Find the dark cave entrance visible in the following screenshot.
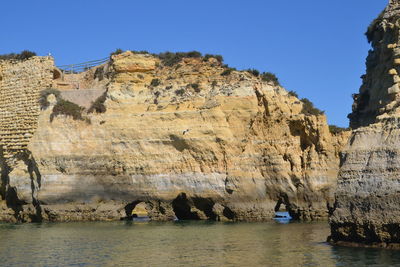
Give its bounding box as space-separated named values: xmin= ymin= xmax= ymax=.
xmin=123 ymin=201 xmax=149 ymax=220
xmin=172 ymin=193 xmax=200 ymax=220
xmin=274 ymin=198 xmax=292 ymax=222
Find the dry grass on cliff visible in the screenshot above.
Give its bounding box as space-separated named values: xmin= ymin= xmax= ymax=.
xmin=88 ymin=92 xmax=107 ymax=113
xmin=50 ymin=99 xmax=89 ymax=123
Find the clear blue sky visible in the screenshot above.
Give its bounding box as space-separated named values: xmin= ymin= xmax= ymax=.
xmin=0 ymin=0 xmax=387 ymax=127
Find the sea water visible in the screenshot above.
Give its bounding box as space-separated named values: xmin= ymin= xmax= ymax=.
xmin=0 ymin=220 xmax=399 ymax=267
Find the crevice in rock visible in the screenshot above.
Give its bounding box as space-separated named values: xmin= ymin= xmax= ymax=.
xmin=192 ymin=197 xmax=217 ymax=220
xmin=224 ymin=177 xmax=234 ymax=194
xmin=0 ymin=149 xmax=43 ymax=222
xmin=0 ymin=148 xmax=10 ymax=200
xmin=211 ymin=203 xmax=236 ymax=221
xmin=19 ymin=152 xmax=43 ymax=222
xmin=222 ymin=206 xmax=235 ymax=220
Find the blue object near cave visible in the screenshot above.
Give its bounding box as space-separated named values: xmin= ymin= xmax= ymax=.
xmin=274 ymin=211 xmax=292 ymax=224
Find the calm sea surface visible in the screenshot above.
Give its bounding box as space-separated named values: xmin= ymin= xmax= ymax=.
xmin=1 ymin=220 xmax=400 ymax=267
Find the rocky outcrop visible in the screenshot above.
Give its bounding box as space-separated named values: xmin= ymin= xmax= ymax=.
xmin=0 ymin=52 xmax=348 ymax=222
xmin=329 ymin=0 xmax=400 ymax=248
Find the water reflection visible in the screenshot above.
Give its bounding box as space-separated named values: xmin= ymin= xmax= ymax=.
xmin=0 ymin=221 xmax=399 ymax=266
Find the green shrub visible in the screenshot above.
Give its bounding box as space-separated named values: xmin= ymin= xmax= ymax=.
xmin=186 ymin=51 xmax=202 ymax=58
xmin=158 ymin=51 xmax=202 ymax=66
xmin=0 ymin=50 xmax=36 ymax=61
xmin=288 ymin=90 xmax=298 ymax=98
xmin=175 ymin=89 xmax=185 ymax=95
xmin=261 ymin=72 xmax=280 ymax=85
xmin=221 ymin=69 xmax=231 ymax=76
xmin=300 ymin=98 xmax=324 ymax=116
xmin=88 ymin=92 xmax=107 ymax=113
xmin=17 ymin=50 xmax=37 ymax=60
xmin=247 ymin=69 xmax=260 ymax=77
xmin=39 ymin=88 xmax=61 ymax=110
xmin=110 ymin=48 xmax=124 ymax=57
xmin=211 ymin=81 xmax=218 ymax=88
xmin=50 ymin=99 xmax=87 ymax=122
xmin=221 ymin=67 xmax=236 ymax=76
xmin=158 ymin=52 xmax=181 ymax=66
xmin=203 ymin=54 xmax=224 ymax=63
xmin=130 ymin=50 xmax=149 ymax=54
xmin=190 ymin=83 xmax=200 ymax=92
xmin=329 ymin=125 xmax=350 ymax=134
xmin=150 ymin=78 xmax=161 ymax=87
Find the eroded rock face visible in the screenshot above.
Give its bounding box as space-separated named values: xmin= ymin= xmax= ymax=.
xmin=330 ymin=0 xmax=400 ymax=247
xmin=0 ymin=52 xmax=348 ymax=222
xmin=0 ymin=56 xmax=54 ymax=223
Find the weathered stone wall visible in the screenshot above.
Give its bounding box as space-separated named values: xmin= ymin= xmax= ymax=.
xmin=60 ymin=89 xmax=106 ymax=109
xmin=0 ymin=57 xmax=53 ymax=162
xmin=0 ymin=57 xmax=53 ymax=222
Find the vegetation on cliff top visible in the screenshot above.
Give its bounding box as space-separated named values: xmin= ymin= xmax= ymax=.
xmin=158 ymin=51 xmax=202 ymax=66
xmin=286 ymin=90 xmax=324 ymax=116
xmin=0 ymin=50 xmax=37 ymax=61
xmin=109 ymin=49 xmax=282 ymax=86
xmin=328 ymin=125 xmax=350 ymax=134
xmin=300 ymin=98 xmax=324 ymax=116
xmin=220 ymin=67 xmax=236 ymax=76
xmin=246 ymin=69 xmax=260 ymax=77
xmin=110 ymin=49 xmax=224 ymax=67
xmin=288 ymin=90 xmax=299 ymax=98
xmin=261 ymin=72 xmax=280 ymax=85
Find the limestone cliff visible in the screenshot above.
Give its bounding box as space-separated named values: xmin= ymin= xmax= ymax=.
xmin=330 ymin=0 xmax=400 ymax=248
xmin=0 ymin=51 xmax=348 ymax=222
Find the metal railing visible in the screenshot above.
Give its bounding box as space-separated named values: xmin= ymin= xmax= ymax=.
xmin=57 ymin=57 xmax=109 ymax=74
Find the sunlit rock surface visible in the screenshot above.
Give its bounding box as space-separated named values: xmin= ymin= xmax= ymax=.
xmin=330 ymin=0 xmax=400 ymax=248
xmin=0 ymin=52 xmax=348 ymax=222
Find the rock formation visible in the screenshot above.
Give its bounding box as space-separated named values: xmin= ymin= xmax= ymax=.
xmin=330 ymin=0 xmax=400 ymax=248
xmin=0 ymin=51 xmax=348 ymax=223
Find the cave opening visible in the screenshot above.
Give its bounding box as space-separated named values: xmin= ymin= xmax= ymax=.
xmin=222 ymin=206 xmax=235 ymax=221
xmin=123 ymin=201 xmax=149 ymax=221
xmin=192 ymin=197 xmax=217 ymax=221
xmin=274 ymin=199 xmax=292 ymax=223
xmin=172 ymin=193 xmax=200 ymax=220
